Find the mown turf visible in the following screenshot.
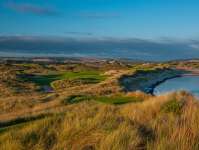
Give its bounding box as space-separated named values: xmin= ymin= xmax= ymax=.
xmin=24 ymin=71 xmax=106 ymax=87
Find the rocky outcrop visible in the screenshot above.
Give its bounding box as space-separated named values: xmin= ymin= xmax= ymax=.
xmin=119 ymin=68 xmax=183 ymax=95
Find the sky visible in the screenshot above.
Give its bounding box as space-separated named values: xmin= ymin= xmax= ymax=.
xmin=1 ymin=0 xmax=199 ymax=60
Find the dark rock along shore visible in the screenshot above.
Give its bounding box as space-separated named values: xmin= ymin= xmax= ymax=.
xmin=119 ymin=68 xmax=184 ymax=95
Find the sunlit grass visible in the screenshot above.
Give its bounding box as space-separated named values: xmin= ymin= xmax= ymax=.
xmin=0 ymin=91 xmax=198 ymax=150
xmin=2 ymin=62 xmax=199 ymax=149
xmin=62 ymin=94 xmax=142 ymax=105
xmin=22 ymin=71 xmax=107 ymax=87
xmin=95 ymin=95 xmax=142 ymax=104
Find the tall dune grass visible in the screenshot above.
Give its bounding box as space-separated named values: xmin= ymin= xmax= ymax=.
xmin=0 ymin=91 xmax=199 ymax=150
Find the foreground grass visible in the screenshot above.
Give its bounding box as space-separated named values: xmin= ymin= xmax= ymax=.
xmin=63 ymin=94 xmax=142 ymax=105
xmin=95 ymin=95 xmax=142 ymax=104
xmin=0 ymin=91 xmax=199 ymax=150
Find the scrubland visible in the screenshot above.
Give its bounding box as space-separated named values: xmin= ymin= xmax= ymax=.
xmin=0 ymin=60 xmax=199 ymax=150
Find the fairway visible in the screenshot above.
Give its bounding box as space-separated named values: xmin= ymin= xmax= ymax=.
xmin=24 ymin=71 xmax=107 ymax=87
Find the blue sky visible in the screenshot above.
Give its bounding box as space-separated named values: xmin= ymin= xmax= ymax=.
xmin=1 ymin=0 xmax=199 ymax=60
xmin=1 ymin=0 xmax=199 ymax=38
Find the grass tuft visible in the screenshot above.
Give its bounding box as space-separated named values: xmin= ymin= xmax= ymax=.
xmin=161 ymin=99 xmax=184 ymax=114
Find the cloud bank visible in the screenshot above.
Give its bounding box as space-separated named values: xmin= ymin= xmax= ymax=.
xmin=0 ymin=36 xmax=199 ymax=61
xmin=65 ymin=32 xmax=93 ymax=36
xmin=5 ymin=2 xmax=59 ymax=16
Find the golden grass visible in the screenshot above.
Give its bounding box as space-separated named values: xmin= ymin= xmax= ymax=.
xmin=1 ymin=62 xmax=199 ymax=149
xmin=0 ymin=91 xmax=199 ymax=150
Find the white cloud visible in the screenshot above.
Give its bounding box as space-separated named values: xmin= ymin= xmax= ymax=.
xmin=189 ymin=44 xmax=199 ymax=49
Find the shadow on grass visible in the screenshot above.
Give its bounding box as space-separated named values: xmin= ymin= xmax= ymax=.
xmin=63 ymin=95 xmax=91 ymax=104
xmin=0 ymin=113 xmax=57 ymax=133
xmin=63 ymin=94 xmax=143 ymax=105
xmin=95 ymin=96 xmax=142 ymax=105
xmin=161 ymin=99 xmax=184 ymax=115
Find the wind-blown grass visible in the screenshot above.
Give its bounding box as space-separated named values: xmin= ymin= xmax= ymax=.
xmin=2 ymin=61 xmax=199 ymax=150
xmin=0 ymin=91 xmax=198 ymax=150
xmin=62 ymin=94 xmax=142 ymax=105
xmin=95 ymin=95 xmax=142 ymax=104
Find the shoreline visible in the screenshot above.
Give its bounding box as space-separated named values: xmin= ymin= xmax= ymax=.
xmin=147 ymin=75 xmax=182 ymax=95
xmin=149 ymin=73 xmax=199 ymax=95
xmin=120 ymin=68 xmax=199 ymax=96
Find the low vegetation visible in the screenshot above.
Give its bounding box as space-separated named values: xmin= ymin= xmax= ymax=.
xmin=0 ymin=91 xmax=198 ymax=150
xmin=95 ymin=95 xmax=142 ymax=104
xmin=63 ymin=94 xmax=142 ymax=105
xmin=0 ymin=60 xmax=199 ymax=149
xmin=21 ymin=70 xmax=106 ymax=87
xmin=161 ymin=98 xmax=185 ymax=114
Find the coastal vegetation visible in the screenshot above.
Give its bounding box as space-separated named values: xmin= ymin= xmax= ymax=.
xmin=0 ymin=59 xmax=199 ymax=149
xmin=20 ymin=70 xmax=106 ymax=90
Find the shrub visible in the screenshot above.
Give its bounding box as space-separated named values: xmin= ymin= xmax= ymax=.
xmin=63 ymin=95 xmax=91 ymax=104
xmin=161 ymin=99 xmax=184 ymax=114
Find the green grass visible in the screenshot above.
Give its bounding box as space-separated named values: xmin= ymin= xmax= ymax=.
xmin=130 ymin=65 xmax=157 ymax=72
xmin=27 ymin=74 xmax=59 ymax=86
xmin=24 ymin=71 xmax=106 ymax=87
xmin=161 ymin=99 xmax=184 ymax=114
xmin=95 ymin=95 xmax=142 ymax=104
xmin=63 ymin=95 xmax=91 ymax=104
xmin=63 ymin=94 xmax=142 ymax=105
